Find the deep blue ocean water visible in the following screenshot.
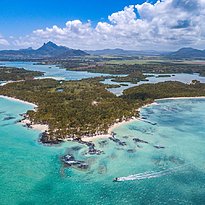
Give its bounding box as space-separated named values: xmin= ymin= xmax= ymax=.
xmin=1 ymin=97 xmax=205 ymax=205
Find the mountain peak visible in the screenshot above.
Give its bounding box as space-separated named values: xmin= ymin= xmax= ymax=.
xmin=178 ymin=47 xmax=197 ymax=51
xmin=39 ymin=41 xmax=59 ymax=50
xmin=45 ymin=41 xmax=57 ymax=46
xmin=168 ymin=47 xmax=205 ymax=59
xmin=0 ymin=42 xmax=89 ymax=59
xmin=35 ymin=41 xmax=88 ymax=57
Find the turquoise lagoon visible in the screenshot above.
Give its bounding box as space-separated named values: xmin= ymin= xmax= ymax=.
xmin=2 ymin=61 xmax=205 ymax=96
xmin=0 ymin=61 xmax=112 ymax=81
xmin=1 ymin=97 xmax=205 ymax=204
xmin=103 ymin=73 xmax=205 ymax=96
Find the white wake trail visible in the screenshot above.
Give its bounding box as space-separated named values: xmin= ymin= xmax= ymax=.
xmin=115 ymin=165 xmax=188 ymax=182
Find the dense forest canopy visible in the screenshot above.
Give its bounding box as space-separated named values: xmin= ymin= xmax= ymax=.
xmin=43 ymin=60 xmax=205 ymax=76
xmin=1 ymin=76 xmax=205 ymax=143
xmin=1 ymin=65 xmax=205 ymax=144
xmin=123 ymin=81 xmax=205 ymax=100
xmin=0 ymin=67 xmax=43 ymax=81
xmin=0 ymin=78 xmax=139 ymax=143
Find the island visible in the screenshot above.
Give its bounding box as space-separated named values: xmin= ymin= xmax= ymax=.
xmin=0 ymin=66 xmax=44 ymax=81
xmin=111 ymin=71 xmax=148 ymax=84
xmin=0 ymin=78 xmax=140 ymax=144
xmin=39 ymin=59 xmax=205 ymax=76
xmin=1 ymin=74 xmax=205 ymax=145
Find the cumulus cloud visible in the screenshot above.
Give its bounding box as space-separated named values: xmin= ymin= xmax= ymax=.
xmin=9 ymin=0 xmax=205 ymax=50
xmin=0 ymin=34 xmax=9 ymax=47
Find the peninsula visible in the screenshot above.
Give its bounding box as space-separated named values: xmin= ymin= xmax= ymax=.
xmin=0 ymin=67 xmax=43 ymax=81
xmin=1 ymin=75 xmax=205 ymax=144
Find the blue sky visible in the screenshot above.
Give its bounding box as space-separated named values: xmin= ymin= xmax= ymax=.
xmin=0 ymin=0 xmax=203 ymax=50
xmin=0 ymin=0 xmax=156 ymax=37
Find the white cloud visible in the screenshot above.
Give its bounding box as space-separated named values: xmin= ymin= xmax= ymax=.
xmin=108 ymin=6 xmax=136 ymax=24
xmin=6 ymin=0 xmax=205 ymax=50
xmin=0 ymin=34 xmax=9 ymax=47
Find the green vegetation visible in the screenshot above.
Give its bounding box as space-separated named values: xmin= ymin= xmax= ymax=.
xmin=1 ymin=62 xmax=205 ymax=145
xmin=102 ymin=59 xmax=166 ymax=65
xmin=105 ymin=84 xmax=121 ymax=89
xmin=138 ymin=63 xmax=205 ymax=76
xmin=63 ymin=62 xmax=205 ymax=77
xmin=1 ymin=77 xmax=205 ymax=144
xmin=123 ymin=81 xmax=205 ymax=100
xmin=38 ymin=58 xmax=205 ymax=78
xmin=111 ymin=71 xmax=148 ymax=84
xmin=120 ymin=83 xmax=129 ymax=86
xmin=0 ymin=67 xmax=43 ymax=81
xmin=156 ymin=74 xmax=172 ymax=78
xmin=0 ymin=78 xmax=140 ymax=143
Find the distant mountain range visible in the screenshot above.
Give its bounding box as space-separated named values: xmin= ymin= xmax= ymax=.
xmin=167 ymin=47 xmax=205 ymax=59
xmin=86 ymin=48 xmax=165 ymax=56
xmin=0 ymin=41 xmax=88 ymax=60
xmin=0 ymin=41 xmax=204 ymax=60
xmin=87 ymin=48 xmax=205 ymax=59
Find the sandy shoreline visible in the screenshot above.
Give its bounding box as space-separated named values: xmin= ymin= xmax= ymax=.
xmin=0 ymin=80 xmax=24 ymax=86
xmin=82 ymin=117 xmax=139 ymax=142
xmin=20 ymin=118 xmax=49 ymax=132
xmin=82 ymin=134 xmax=112 ymax=142
xmin=0 ymin=95 xmax=49 ymax=132
xmin=0 ymin=95 xmax=37 ymax=107
xmin=35 ymin=76 xmax=65 ymax=81
xmin=1 ymin=94 xmax=205 ymax=141
xmin=82 ymin=96 xmax=205 ymax=142
xmin=156 ymin=96 xmax=205 ymax=101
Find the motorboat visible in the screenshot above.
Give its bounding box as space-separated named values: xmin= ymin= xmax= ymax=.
xmin=113 ymin=177 xmax=120 ymax=182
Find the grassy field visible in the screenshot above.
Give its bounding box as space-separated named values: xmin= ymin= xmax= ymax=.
xmin=103 ymin=59 xmax=205 ymax=65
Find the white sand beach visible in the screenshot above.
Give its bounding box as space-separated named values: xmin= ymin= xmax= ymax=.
xmin=157 ymin=96 xmax=205 ymax=101
xmin=0 ymin=80 xmax=24 ymax=86
xmin=82 ymin=96 xmax=205 ymax=142
xmin=31 ymin=124 xmax=49 ymax=132
xmin=20 ymin=118 xmax=49 ymax=132
xmin=0 ymin=95 xmax=37 ymax=107
xmin=2 ymin=94 xmax=205 ymax=141
xmin=82 ymin=117 xmax=138 ymax=142
xmin=0 ymin=95 xmax=49 ymax=132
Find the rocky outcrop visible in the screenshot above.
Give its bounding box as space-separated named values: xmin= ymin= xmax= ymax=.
xmin=74 ymin=138 xmax=104 ymax=155
xmin=133 ymin=138 xmax=149 ymax=144
xmin=61 ymin=154 xmax=89 ymax=170
xmin=109 ymin=134 xmax=127 ymax=146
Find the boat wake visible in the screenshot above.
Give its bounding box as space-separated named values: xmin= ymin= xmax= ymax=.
xmin=114 ymin=165 xmax=188 ymax=182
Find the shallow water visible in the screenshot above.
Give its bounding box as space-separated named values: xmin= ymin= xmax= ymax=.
xmin=138 ymin=73 xmax=205 ymax=85
xmin=1 ymin=97 xmax=205 ymax=204
xmin=2 ymin=61 xmax=205 ymax=96
xmin=0 ymin=61 xmax=111 ymax=81
xmin=101 ymin=73 xmax=205 ymax=96
xmin=101 ymin=78 xmax=135 ymax=96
